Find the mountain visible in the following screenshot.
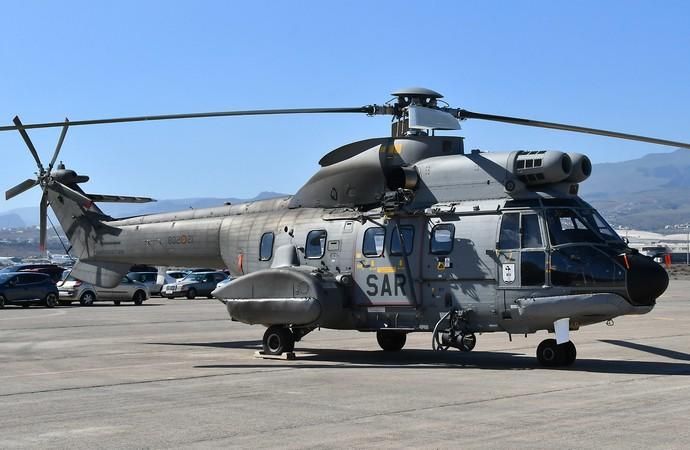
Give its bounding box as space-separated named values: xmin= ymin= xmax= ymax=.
xmin=0 ymin=213 xmax=25 ymax=229
xmin=580 ymin=149 xmax=690 ymax=231
xmin=0 ymin=192 xmax=287 ymax=227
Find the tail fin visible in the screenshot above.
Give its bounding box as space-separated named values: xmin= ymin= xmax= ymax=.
xmin=46 ymin=165 xmax=154 ymax=288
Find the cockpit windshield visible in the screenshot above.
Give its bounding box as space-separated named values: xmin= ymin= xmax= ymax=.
xmin=579 ymin=209 xmax=623 ymax=242
xmin=545 ymin=208 xmax=604 ymax=245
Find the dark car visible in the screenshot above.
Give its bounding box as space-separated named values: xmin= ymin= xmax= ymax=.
xmin=0 ymin=272 xmax=60 ymax=308
xmin=161 ymin=271 xmax=227 ymax=299
xmin=0 ymin=264 xmax=66 ymax=283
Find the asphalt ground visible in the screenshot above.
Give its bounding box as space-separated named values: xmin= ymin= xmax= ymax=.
xmin=0 ymin=282 xmax=689 ymax=449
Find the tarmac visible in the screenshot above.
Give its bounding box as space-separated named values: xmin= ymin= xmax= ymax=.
xmin=1 ymin=281 xmax=689 ymax=449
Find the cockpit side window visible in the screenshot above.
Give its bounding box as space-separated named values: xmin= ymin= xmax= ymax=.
xmin=498 ymin=213 xmax=520 ymax=249
xmin=545 ymin=209 xmax=603 ymax=245
xmin=521 ymin=214 xmax=543 ymax=249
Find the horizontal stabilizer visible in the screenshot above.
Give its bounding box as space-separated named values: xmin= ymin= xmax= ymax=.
xmin=85 ymin=193 xmax=156 ymax=203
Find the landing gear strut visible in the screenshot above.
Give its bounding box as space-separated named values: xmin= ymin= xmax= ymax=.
xmin=536 ymin=339 xmax=577 ymax=367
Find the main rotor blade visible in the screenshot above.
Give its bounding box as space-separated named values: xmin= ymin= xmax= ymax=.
xmin=85 ymin=193 xmax=155 ymax=203
xmin=5 ymin=178 xmax=38 ymax=200
xmin=48 ymin=181 xmax=93 ymax=209
xmin=13 ymin=116 xmax=45 ymax=171
xmin=47 ymin=119 xmax=69 ymax=173
xmin=456 ymin=109 xmax=690 ymax=150
xmin=39 ymin=191 xmax=48 ymax=252
xmin=0 ymin=107 xmax=374 ymax=132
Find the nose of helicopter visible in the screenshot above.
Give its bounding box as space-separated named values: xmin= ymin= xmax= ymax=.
xmin=625 ymin=254 xmax=669 ymax=306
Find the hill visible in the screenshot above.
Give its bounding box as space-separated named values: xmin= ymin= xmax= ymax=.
xmin=581 ymin=149 xmax=690 ymax=231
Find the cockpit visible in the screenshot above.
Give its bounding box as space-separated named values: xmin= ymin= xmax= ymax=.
xmin=498 ymin=199 xmax=667 ymax=306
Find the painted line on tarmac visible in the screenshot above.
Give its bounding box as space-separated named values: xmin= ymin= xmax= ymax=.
xmin=0 ymin=311 xmax=66 ymax=321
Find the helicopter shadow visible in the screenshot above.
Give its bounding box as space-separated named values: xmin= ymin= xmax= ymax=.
xmin=163 ymin=341 xmax=690 ymax=376
xmin=600 ymin=339 xmax=690 ymax=362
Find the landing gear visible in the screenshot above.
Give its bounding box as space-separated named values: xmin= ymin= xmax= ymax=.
xmin=262 ymin=325 xmax=295 ymax=355
xmin=536 ymin=339 xmax=577 ymax=367
xmin=376 ymin=330 xmax=407 ymax=352
xmin=431 ymin=309 xmax=476 ymax=352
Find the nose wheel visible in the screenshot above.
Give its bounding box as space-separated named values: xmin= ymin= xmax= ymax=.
xmin=536 ymin=339 xmax=577 ymax=367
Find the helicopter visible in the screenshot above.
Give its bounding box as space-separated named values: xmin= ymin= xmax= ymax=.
xmin=3 ymin=87 xmax=689 ymax=367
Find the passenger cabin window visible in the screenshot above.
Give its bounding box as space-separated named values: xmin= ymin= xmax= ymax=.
xmin=498 ymin=213 xmax=520 ymax=249
xmin=305 ymin=230 xmax=327 ymax=259
xmin=362 ymin=227 xmax=385 ymax=257
xmin=259 ymin=232 xmax=274 ymax=261
xmin=431 ymin=224 xmax=455 ymax=255
xmin=390 ymin=225 xmax=414 ymax=256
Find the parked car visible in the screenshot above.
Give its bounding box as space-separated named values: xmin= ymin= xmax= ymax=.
xmin=0 ymin=264 xmax=65 ymax=282
xmin=214 ymin=276 xmax=234 ymax=292
xmin=57 ymin=275 xmax=150 ymax=306
xmin=126 ymin=271 xmax=173 ymax=296
xmin=161 ymin=271 xmax=227 ymax=299
xmin=166 ymin=270 xmax=189 ymax=281
xmin=0 ymin=272 xmax=59 ymax=308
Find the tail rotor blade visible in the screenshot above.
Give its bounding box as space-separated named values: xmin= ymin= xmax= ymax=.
xmin=39 ymin=191 xmax=48 ymax=252
xmin=47 ymin=119 xmax=69 ymax=173
xmin=13 ymin=116 xmax=45 ymax=172
xmin=48 ymin=181 xmax=94 ymax=209
xmin=5 ymin=178 xmax=38 ymax=200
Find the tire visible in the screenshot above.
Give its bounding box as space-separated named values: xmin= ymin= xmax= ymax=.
xmin=166 ymin=296 xmax=175 ymax=300
xmin=262 ymin=325 xmax=295 ymax=355
xmin=114 ymin=300 xmax=121 ymax=306
xmin=22 ymin=304 xmax=30 ymax=308
xmin=186 ymin=288 xmax=197 ymax=300
xmin=133 ymin=290 xmax=145 ymax=305
xmin=80 ymin=291 xmax=96 ymax=306
xmin=44 ymin=293 xmax=58 ymax=308
xmin=537 ymin=338 xmax=563 ymax=367
xmin=459 ymin=333 xmax=477 ymax=352
xmin=560 ymin=341 xmax=577 ymax=366
xmin=376 ymin=330 xmax=407 ymax=352
xmin=0 ymin=295 xmax=5 ymax=308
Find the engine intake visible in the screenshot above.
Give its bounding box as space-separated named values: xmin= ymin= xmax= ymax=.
xmin=514 ymin=151 xmax=572 ymax=185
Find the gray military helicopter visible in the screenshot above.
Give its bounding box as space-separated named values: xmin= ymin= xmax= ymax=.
xmin=3 ymin=87 xmax=689 ymax=366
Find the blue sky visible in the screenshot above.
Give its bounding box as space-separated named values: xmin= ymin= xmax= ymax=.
xmin=1 ymin=0 xmax=689 ymax=211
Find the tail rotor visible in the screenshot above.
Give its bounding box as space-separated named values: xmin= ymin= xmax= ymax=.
xmin=5 ymin=116 xmax=70 ymax=252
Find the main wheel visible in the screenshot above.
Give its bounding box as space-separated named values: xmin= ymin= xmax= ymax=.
xmin=80 ymin=291 xmax=96 ymax=306
xmin=537 ymin=339 xmax=563 ymax=367
xmin=113 ymin=300 xmax=121 ymax=306
xmin=133 ymin=290 xmax=145 ymax=305
xmin=0 ymin=295 xmax=5 ymax=308
xmin=262 ymin=326 xmax=295 ymax=355
xmin=559 ymin=341 xmax=577 ymax=366
xmin=186 ymin=288 xmax=197 ymax=300
xmin=376 ymin=330 xmax=407 ymax=352
xmin=22 ymin=303 xmax=30 ymax=308
xmin=44 ymin=293 xmax=58 ymax=308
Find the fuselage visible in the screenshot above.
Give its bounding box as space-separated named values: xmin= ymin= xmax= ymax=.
xmin=95 ymin=193 xmax=666 ymax=334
